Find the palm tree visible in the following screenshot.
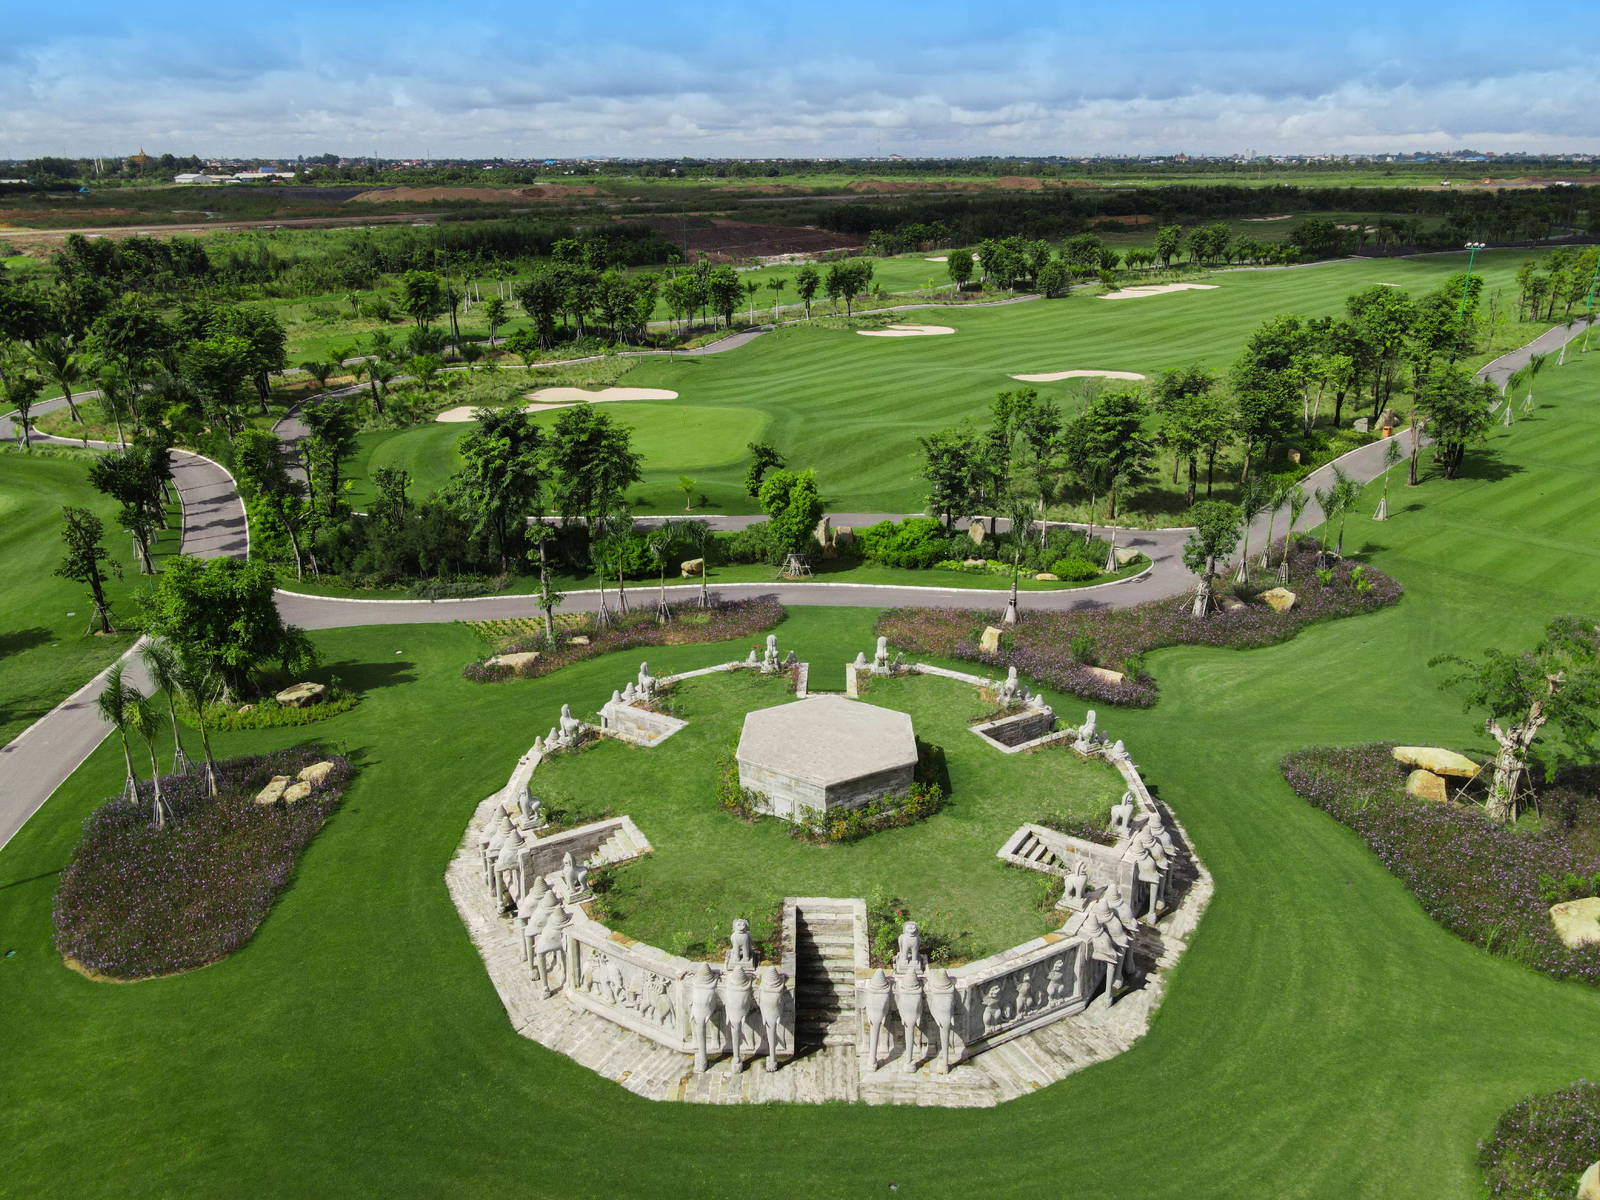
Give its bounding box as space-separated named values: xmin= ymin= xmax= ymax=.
xmin=1258 ymin=477 xmax=1296 ymax=569
xmin=128 ymin=692 xmax=173 ymax=828
xmin=362 ymin=359 xmax=395 ymax=417
xmin=141 ymin=640 xmax=192 ymax=775
xmin=647 ymin=519 xmax=676 ymax=624
xmin=30 ymin=335 xmax=84 ymax=423
xmin=1233 ymin=479 xmax=1271 ymax=584
xmin=1373 ymin=441 xmax=1405 ymax=520
xmin=683 ymin=520 xmax=714 ymax=608
xmin=767 ymin=278 xmax=787 ymax=321
xmin=96 ymin=661 xmax=141 ymax=804
xmin=1332 ymin=472 xmax=1364 ymax=557
xmin=1518 ymin=351 xmax=1550 ymax=412
xmin=300 ymin=360 xmax=336 ymax=392
xmin=172 ymin=660 xmax=220 ymax=797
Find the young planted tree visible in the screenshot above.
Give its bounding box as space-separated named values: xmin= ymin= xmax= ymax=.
xmin=767 ymin=277 xmax=787 ymax=321
xmin=1433 ymin=615 xmax=1600 ymax=823
xmin=128 ymin=691 xmax=174 ymax=829
xmin=172 ymin=658 xmax=220 ymax=797
xmin=647 ymin=518 xmax=676 ymax=623
xmin=1182 ymin=501 xmax=1243 ymax=617
xmin=947 ymin=250 xmax=974 ymax=291
xmin=683 ymin=519 xmax=715 ymax=608
xmin=678 ymin=475 xmax=697 ymax=512
xmin=88 ymin=448 xmax=164 ymax=573
xmin=1257 ymin=477 xmax=1297 ymax=569
xmin=29 ymin=333 xmax=84 ymax=423
xmin=141 ymin=639 xmax=191 ymax=774
xmin=1372 ymin=440 xmax=1406 ymax=520
xmin=527 ymin=525 xmax=565 ymax=645
xmin=95 ymin=662 xmax=142 ymax=804
xmin=793 ymin=264 xmax=820 ymax=319
xmin=758 ymin=468 xmax=824 ymax=572
xmin=1415 ymin=363 xmax=1496 ymax=480
xmin=56 ymin=506 xmax=120 ymax=633
xmin=1233 ymin=478 xmax=1272 ymax=583
xmin=482 ymin=296 xmax=508 ymax=345
xmin=1 ymin=351 xmax=43 ymax=451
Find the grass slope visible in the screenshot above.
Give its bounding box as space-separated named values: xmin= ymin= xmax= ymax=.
xmin=0 ymin=450 xmax=180 ymax=745
xmin=4 ymin=329 xmax=1600 ymax=1197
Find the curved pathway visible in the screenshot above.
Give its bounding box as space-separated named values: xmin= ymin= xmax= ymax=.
xmin=0 ymin=317 xmax=1589 ymax=852
xmin=0 ymin=407 xmax=245 ymax=850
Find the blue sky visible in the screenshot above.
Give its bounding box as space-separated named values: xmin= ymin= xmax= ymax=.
xmin=3 ymin=1 xmax=1594 ymax=157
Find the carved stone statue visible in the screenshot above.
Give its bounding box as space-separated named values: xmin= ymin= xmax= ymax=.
xmin=873 ymin=635 xmax=890 ymax=674
xmin=558 ymin=703 xmax=581 ymax=744
xmin=997 ymin=665 xmax=1020 ymax=705
xmin=863 ymin=969 xmax=893 ymax=1069
xmin=689 ymin=963 xmax=719 ymax=1073
xmin=1110 ymin=791 xmax=1136 ymax=835
xmin=724 ymin=918 xmax=756 ymax=969
xmin=721 ymin=965 xmax=755 ymax=1074
xmin=755 ymin=965 xmax=787 ymax=1073
xmin=894 ymin=921 xmax=923 ymax=974
xmin=1062 ymin=858 xmax=1091 ymax=908
xmin=745 ymin=648 xmax=759 ymax=667
xmin=1046 ymin=955 xmax=1069 ymax=1004
xmin=924 ymin=969 xmax=957 ymax=1073
xmin=893 ymin=968 xmax=924 ymax=1072
xmin=637 ymin=660 xmax=656 ymax=698
xmin=560 ymin=850 xmax=590 ymax=899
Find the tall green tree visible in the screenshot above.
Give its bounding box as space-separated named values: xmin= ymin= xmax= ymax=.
xmin=1182 ymin=500 xmax=1242 ymax=617
xmin=793 ymin=264 xmax=821 ymax=318
xmin=744 ymin=441 xmax=787 ymax=498
xmin=141 ymin=556 xmax=313 ymax=697
xmin=1414 ymin=364 xmax=1496 ymax=480
xmin=1063 ymin=389 xmax=1154 ymax=519
xmin=758 ymin=468 xmax=825 ymax=563
xmin=546 ymin=405 xmax=644 ymax=533
xmin=55 ymin=506 xmax=119 ymax=633
xmin=451 ymin=407 xmax=546 ymax=573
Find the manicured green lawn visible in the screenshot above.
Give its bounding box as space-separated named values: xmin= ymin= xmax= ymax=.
xmin=531 ymin=668 xmax=1118 ymax=958
xmin=0 ymin=450 xmax=180 ymax=745
xmin=6 ymin=320 xmax=1600 ymax=1197
xmin=343 ymin=251 xmax=1556 ymax=516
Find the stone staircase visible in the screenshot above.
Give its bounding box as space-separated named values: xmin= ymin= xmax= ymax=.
xmin=586 ymin=825 xmax=646 ymax=869
xmin=995 ymin=823 xmax=1074 ymax=874
xmin=791 ymin=899 xmax=866 ymax=1049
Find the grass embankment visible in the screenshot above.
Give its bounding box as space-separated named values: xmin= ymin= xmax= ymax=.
xmin=0 ymin=449 xmax=180 ymax=745
xmin=531 ymin=668 xmax=1119 ymax=959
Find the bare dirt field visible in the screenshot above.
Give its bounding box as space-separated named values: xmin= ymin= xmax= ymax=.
xmin=347 ymin=185 xmax=603 ymax=204
xmin=646 ymin=217 xmax=861 ymax=262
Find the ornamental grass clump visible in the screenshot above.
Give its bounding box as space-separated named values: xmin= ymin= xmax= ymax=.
xmin=877 ymin=541 xmax=1400 ymax=708
xmin=1477 ymin=1079 xmax=1600 ymax=1198
xmin=1280 ymin=742 xmax=1600 ymax=985
xmin=53 ymin=748 xmax=353 ymax=981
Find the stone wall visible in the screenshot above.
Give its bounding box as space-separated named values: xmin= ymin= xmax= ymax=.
xmin=599 ymin=700 xmax=687 ymax=747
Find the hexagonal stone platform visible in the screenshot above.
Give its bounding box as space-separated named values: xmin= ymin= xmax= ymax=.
xmin=736 ymin=695 xmax=917 ymax=823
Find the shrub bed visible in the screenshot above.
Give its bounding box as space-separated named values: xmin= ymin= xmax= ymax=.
xmin=1478 ymin=1079 xmax=1600 ymax=1198
xmin=1280 ymin=742 xmax=1600 ymax=985
xmin=54 ymin=748 xmax=353 ymax=980
xmin=460 ymin=595 xmax=785 ymax=682
xmin=877 ymin=542 xmax=1401 ymax=707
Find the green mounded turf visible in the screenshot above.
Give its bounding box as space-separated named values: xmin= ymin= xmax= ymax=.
xmin=5 ymin=327 xmax=1600 ymax=1196
xmin=342 ymin=250 xmax=1555 ymax=516
xmin=0 ymin=450 xmax=181 ymax=746
xmin=531 ymin=668 xmax=1119 ymax=959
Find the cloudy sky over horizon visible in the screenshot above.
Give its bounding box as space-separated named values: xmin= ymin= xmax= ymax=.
xmin=3 ymin=0 xmax=1594 ymax=159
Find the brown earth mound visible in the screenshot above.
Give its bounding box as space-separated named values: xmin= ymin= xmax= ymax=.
xmin=347 ymin=185 xmax=602 ymax=205
xmin=1091 ymin=214 xmax=1155 ymax=227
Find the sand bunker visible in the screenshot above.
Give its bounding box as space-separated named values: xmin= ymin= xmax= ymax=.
xmin=1244 ymin=215 xmax=1293 ymax=222
xmin=858 ymin=324 xmax=956 ymax=338
xmin=1009 ymin=370 xmax=1148 ymax=383
xmin=434 ymin=387 xmax=679 ymax=422
xmin=1099 ymin=283 xmax=1219 ymax=300
xmin=924 ymin=256 xmax=948 ymax=262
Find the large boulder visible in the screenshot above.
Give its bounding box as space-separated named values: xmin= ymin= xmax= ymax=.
xmin=967 ymin=523 xmax=986 ymax=546
xmin=1261 ymin=587 xmax=1297 ymax=613
xmin=1392 ymin=746 xmax=1481 ymax=779
xmin=1550 ymin=897 xmax=1600 ymax=950
xmin=1034 ymin=572 xmax=1059 ymax=582
xmin=1579 ymin=1160 xmax=1600 ymax=1200
xmin=1085 ymin=666 xmax=1125 ymax=686
xmin=486 ymin=651 xmax=541 ymax=671
xmin=254 ymin=776 xmax=292 ymax=805
xmin=1114 ymin=546 xmax=1142 ymax=567
xmin=569 ymin=635 xmax=590 ymax=647
xmin=275 ymin=681 xmax=327 ymax=708
xmin=978 ymin=626 xmax=1003 ymax=654
xmin=282 ymin=781 xmax=313 ymax=805
xmin=680 ymin=558 xmax=705 ymax=577
xmin=297 ymin=760 xmax=336 ymax=787
xmin=1405 ymin=769 xmax=1448 ymax=803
